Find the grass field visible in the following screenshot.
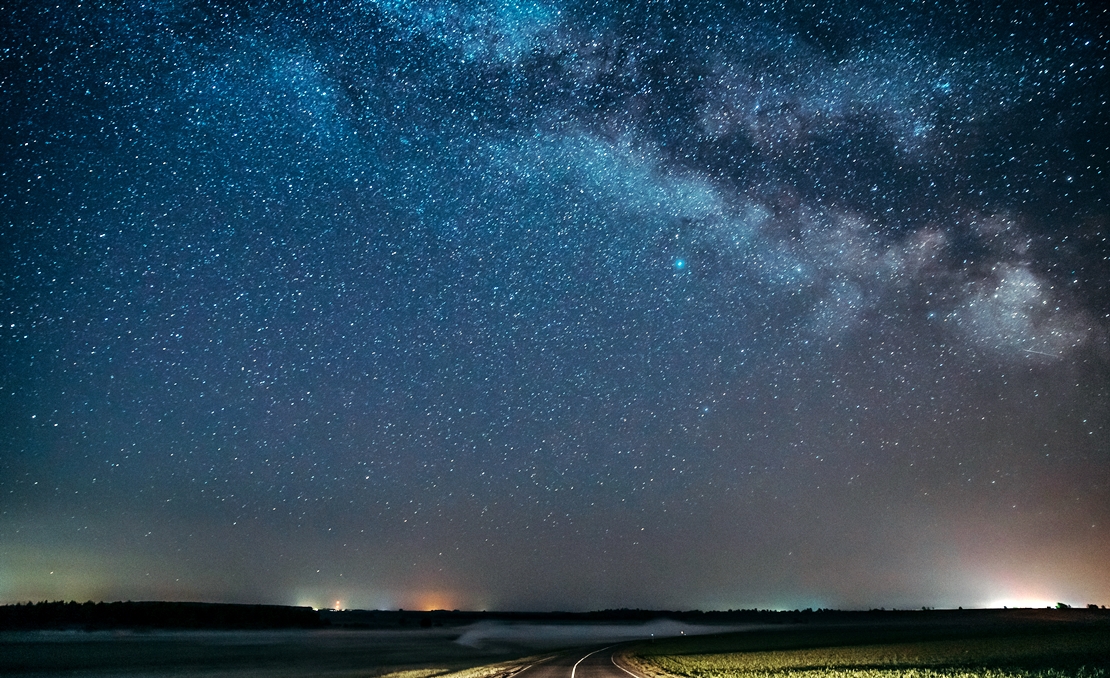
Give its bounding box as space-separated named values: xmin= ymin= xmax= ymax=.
xmin=624 ymin=620 xmax=1110 ymax=678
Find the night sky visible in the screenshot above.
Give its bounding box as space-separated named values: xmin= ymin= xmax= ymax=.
xmin=2 ymin=0 xmax=1109 ymax=612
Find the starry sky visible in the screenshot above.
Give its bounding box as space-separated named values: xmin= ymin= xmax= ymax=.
xmin=2 ymin=0 xmax=1109 ymax=612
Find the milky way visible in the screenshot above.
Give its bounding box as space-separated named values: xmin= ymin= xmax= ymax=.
xmin=2 ymin=1 xmax=1109 ymax=611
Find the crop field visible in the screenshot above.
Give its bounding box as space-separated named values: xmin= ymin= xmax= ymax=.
xmin=624 ymin=622 xmax=1110 ymax=678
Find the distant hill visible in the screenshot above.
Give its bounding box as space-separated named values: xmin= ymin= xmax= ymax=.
xmin=0 ymin=601 xmax=322 ymax=630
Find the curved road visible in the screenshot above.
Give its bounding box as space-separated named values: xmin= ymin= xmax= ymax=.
xmin=514 ymin=646 xmax=643 ymax=678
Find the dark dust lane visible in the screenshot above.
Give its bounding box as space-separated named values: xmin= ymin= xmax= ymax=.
xmin=515 ymin=646 xmax=642 ymax=678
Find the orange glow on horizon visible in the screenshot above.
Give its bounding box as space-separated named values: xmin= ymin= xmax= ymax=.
xmin=412 ymin=591 xmax=456 ymax=611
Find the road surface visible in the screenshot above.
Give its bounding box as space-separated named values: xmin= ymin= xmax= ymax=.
xmin=514 ymin=645 xmax=644 ymax=678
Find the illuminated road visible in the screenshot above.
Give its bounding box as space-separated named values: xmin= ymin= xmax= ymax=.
xmin=514 ymin=645 xmax=643 ymax=678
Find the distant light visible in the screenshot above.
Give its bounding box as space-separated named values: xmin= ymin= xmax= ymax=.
xmin=674 ymin=259 xmax=686 ymax=270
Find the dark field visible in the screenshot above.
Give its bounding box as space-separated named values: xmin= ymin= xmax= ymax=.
xmin=1 ymin=626 xmax=549 ymax=678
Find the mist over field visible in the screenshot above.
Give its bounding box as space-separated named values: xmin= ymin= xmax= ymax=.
xmin=454 ymin=620 xmax=749 ymax=648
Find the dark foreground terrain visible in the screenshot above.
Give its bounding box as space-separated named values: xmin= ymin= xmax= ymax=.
xmin=1 ymin=605 xmax=1107 ymax=677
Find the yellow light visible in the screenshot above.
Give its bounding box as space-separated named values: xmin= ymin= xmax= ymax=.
xmin=984 ymin=597 xmax=1060 ymax=609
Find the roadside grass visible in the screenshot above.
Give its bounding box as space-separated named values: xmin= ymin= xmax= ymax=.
xmin=379 ymin=653 xmax=556 ymax=678
xmin=623 ymin=627 xmax=1110 ymax=678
